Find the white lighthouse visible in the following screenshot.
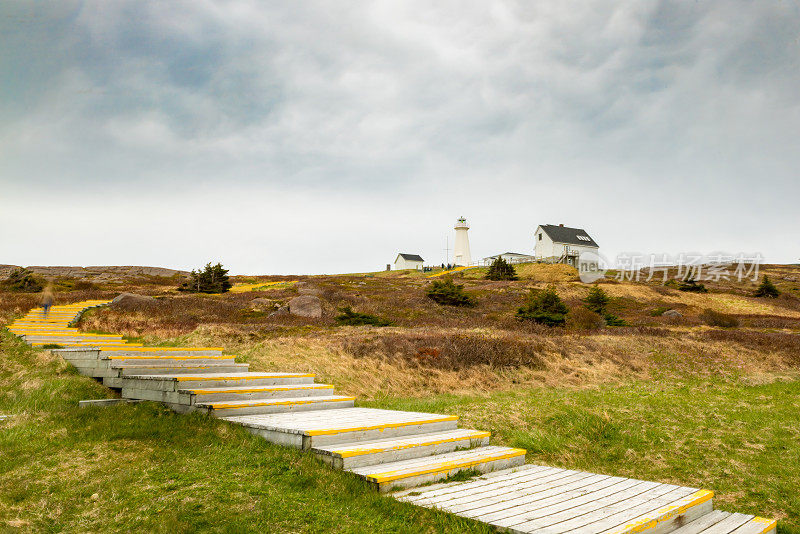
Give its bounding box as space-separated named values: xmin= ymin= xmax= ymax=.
xmin=453 ymin=216 xmax=472 ymax=266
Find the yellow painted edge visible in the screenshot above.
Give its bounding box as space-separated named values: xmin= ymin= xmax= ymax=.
xmin=209 ymin=397 xmax=355 ymax=409
xmin=175 ymin=374 xmax=315 ymax=381
xmin=367 ymin=448 xmax=526 ymax=483
xmin=603 ymin=489 xmax=714 ymax=534
xmin=23 ymin=335 xmax=124 ymax=338
xmin=108 ymin=356 xmax=233 ymax=360
xmin=750 ymin=517 xmax=778 ymax=534
xmin=35 ymin=346 xmax=141 ymax=349
xmin=306 ymin=415 xmax=459 ymax=436
xmin=101 ymin=347 xmax=225 ymax=352
xmin=123 ymin=366 xmax=222 ymax=370
xmin=335 ymin=431 xmax=491 ymax=458
xmin=187 ymin=385 xmax=329 ymax=394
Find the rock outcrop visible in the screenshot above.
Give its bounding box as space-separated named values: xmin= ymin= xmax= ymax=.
xmin=0 ymin=265 xmax=189 ymax=280
xmin=288 ymin=295 xmax=322 ymax=318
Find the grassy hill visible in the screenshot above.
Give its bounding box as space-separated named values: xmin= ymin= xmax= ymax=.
xmin=2 ymin=263 xmax=799 ymax=532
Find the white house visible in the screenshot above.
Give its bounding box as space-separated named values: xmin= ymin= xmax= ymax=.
xmin=482 ymin=252 xmax=536 ymax=265
xmin=534 ymin=224 xmax=599 ymax=271
xmin=394 ymin=253 xmax=424 ymax=270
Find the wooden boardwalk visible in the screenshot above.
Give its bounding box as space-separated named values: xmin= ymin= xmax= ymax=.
xmin=395 ymin=465 xmax=775 ymax=534
xmin=5 ymin=300 xmax=778 ymax=534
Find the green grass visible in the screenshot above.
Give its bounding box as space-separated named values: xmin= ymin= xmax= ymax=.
xmin=0 ymin=332 xmax=489 ymax=533
xmin=3 ymin=322 xmax=799 ymax=533
xmin=363 ymin=380 xmax=800 ymax=534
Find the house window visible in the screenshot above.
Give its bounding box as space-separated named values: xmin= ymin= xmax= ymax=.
xmin=538 ymin=233 xmax=542 ymax=241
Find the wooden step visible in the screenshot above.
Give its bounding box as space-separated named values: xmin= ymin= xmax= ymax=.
xmin=223 ymin=407 xmax=460 ymax=449
xmin=395 ymin=464 xmax=717 ymax=534
xmin=180 ymin=383 xmax=336 ymax=402
xmin=349 ymin=445 xmax=525 ymax=493
xmin=670 ymin=511 xmax=777 ymax=534
xmin=116 ymin=363 xmax=250 ymax=376
xmin=314 ymin=428 xmax=490 ymax=469
xmin=117 ymin=372 xmax=316 ymax=391
xmin=100 ymin=348 xmax=225 ymax=356
xmin=105 ymin=355 xmax=236 ymax=365
xmin=120 ymin=383 xmax=334 ymax=405
xmin=196 ymin=395 xmax=355 ymax=416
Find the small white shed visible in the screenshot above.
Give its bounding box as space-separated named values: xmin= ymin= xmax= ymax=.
xmin=394 ymin=253 xmax=424 ymax=270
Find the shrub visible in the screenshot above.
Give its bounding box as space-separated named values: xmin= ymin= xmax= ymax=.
xmin=650 ymin=306 xmax=669 ymax=317
xmin=73 ymin=280 xmax=98 ymax=291
xmin=603 ymin=314 xmax=628 ymax=326
xmin=516 ymin=286 xmax=568 ymax=326
xmin=179 ymin=262 xmax=232 ymax=294
xmin=754 ymin=275 xmax=780 ymax=298
xmin=3 ymin=268 xmax=43 ymax=292
xmin=335 ymin=306 xmax=392 ymax=327
xmin=583 ymin=286 xmax=610 ymax=315
xmin=677 ymin=277 xmax=707 ymax=293
xmin=485 ymin=257 xmax=518 ymax=281
xmin=699 ymin=308 xmax=739 ymax=328
xmin=566 ymin=307 xmax=605 ymax=330
xmin=340 ymin=331 xmax=547 ymax=370
xmin=426 ymin=278 xmax=475 ymax=307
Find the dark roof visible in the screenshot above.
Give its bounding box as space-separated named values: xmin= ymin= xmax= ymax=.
xmin=397 ymin=253 xmax=424 ymax=262
xmin=486 ymin=252 xmax=531 ymax=258
xmin=538 ymin=225 xmax=599 ymax=247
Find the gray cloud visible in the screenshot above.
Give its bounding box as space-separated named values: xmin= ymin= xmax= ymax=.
xmin=1 ymin=0 xmax=798 ymax=272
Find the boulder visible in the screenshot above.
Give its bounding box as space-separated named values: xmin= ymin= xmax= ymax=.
xmin=298 ymin=287 xmax=322 ymax=296
xmin=296 ymin=282 xmax=322 ymax=296
xmin=288 ymin=295 xmax=322 ymax=318
xmin=112 ymin=293 xmax=156 ymax=307
xmin=662 ymin=309 xmax=682 ymax=318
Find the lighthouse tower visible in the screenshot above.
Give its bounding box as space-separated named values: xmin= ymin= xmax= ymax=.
xmin=453 ymin=216 xmax=472 ymax=266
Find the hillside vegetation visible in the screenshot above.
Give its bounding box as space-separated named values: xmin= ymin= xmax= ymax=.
xmin=2 ymin=263 xmax=799 ymax=532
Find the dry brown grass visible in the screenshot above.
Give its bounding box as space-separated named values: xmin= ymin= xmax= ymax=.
xmin=5 ymin=265 xmax=800 ymax=400
xmin=179 ymin=323 xmax=799 ymax=400
xmin=514 ymin=263 xmax=580 ymax=282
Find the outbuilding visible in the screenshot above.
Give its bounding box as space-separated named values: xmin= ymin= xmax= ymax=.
xmin=394 ymin=253 xmax=424 ymax=270
xmin=482 ymin=252 xmax=536 ymax=265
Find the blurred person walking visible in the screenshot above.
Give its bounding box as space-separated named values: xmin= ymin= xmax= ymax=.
xmin=40 ymin=285 xmax=54 ymax=317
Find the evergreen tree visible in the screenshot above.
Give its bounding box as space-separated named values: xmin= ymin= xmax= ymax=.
xmin=426 ymin=278 xmax=475 ymax=307
xmin=582 ymin=285 xmax=624 ymax=325
xmin=677 ymin=276 xmax=708 ymax=293
xmin=180 ymin=262 xmax=232 ymax=293
xmin=335 ymin=306 xmax=393 ymax=326
xmin=583 ymin=285 xmax=609 ymax=315
xmin=485 ymin=256 xmax=518 ymax=281
xmin=754 ymin=275 xmax=780 ymax=298
xmin=516 ymin=286 xmax=568 ymax=326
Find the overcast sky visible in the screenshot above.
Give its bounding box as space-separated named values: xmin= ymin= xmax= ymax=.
xmin=1 ymin=1 xmax=798 ymax=275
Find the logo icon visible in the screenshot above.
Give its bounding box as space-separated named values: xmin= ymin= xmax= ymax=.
xmin=577 ymin=250 xmax=609 ymax=283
